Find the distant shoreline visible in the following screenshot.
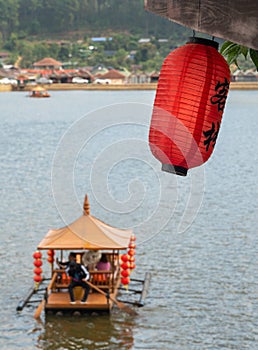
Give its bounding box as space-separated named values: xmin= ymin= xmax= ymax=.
xmin=0 ymin=81 xmax=258 ymax=92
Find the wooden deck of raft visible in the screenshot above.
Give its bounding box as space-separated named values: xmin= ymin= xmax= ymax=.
xmin=46 ymin=289 xmax=114 ymax=312
xmin=45 ymin=269 xmax=120 ymax=314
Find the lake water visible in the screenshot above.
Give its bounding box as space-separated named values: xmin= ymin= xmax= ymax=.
xmin=0 ymin=89 xmax=258 ymax=349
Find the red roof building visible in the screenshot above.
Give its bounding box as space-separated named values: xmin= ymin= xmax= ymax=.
xmin=33 ymin=57 xmax=63 ymax=69
xmin=99 ymin=69 xmax=126 ymax=84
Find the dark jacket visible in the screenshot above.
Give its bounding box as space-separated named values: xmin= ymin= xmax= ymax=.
xmin=66 ymin=262 xmax=90 ymax=281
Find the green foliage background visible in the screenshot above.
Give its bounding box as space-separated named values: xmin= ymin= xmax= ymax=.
xmin=220 ymin=41 xmax=258 ymax=71
xmin=0 ymin=0 xmax=256 ymax=71
xmin=0 ymin=0 xmax=193 ymax=70
xmin=0 ymin=0 xmax=188 ymax=37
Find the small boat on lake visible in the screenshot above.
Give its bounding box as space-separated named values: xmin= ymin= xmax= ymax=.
xmin=29 ymin=85 xmax=50 ymax=98
xmin=17 ymin=195 xmax=150 ymax=318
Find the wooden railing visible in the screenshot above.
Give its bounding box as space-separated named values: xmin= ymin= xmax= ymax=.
xmin=89 ymin=270 xmax=113 ymax=288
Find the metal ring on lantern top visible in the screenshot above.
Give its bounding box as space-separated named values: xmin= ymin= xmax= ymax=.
xmin=187 ymin=36 xmax=219 ymax=49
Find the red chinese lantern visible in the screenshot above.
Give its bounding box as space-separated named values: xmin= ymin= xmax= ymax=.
xmin=128 ymin=249 xmax=135 ymax=257
xmin=128 ymin=234 xmax=136 ymax=271
xmin=34 ymin=267 xmax=42 ymax=275
xmin=129 ymin=263 xmax=136 ymax=270
xmin=129 ymin=255 xmax=136 ymax=270
xmin=121 ymin=277 xmax=130 ymax=286
xmin=121 ymin=254 xmax=129 ymax=262
xmin=149 ymin=37 xmax=230 ymax=176
xmin=33 ymin=250 xmax=43 ymax=289
xmin=121 ymin=262 xmax=129 ymax=270
xmin=47 ymin=249 xmax=55 ymax=263
xmin=129 ymin=256 xmax=135 ymax=263
xmin=34 ymin=275 xmax=43 ymax=283
xmin=47 ymin=256 xmax=54 ymax=263
xmin=121 ymin=269 xmax=130 ymax=278
xmin=33 ymin=251 xmax=42 ymax=259
xmin=129 ymin=242 xmax=136 ymax=249
xmin=33 ymin=259 xmax=42 ymax=267
xmin=120 ymin=253 xmax=130 ymax=289
xmin=130 ymin=234 xmax=136 ymax=241
xmin=47 ymin=249 xmax=55 ymax=264
xmin=47 ymin=249 xmax=54 ymax=257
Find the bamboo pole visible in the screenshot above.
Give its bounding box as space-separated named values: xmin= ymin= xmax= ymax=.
xmin=86 ymin=280 xmax=138 ymax=316
xmin=34 ymin=272 xmax=57 ymax=319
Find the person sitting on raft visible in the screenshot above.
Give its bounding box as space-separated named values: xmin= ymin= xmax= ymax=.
xmin=66 ymin=261 xmax=90 ymax=304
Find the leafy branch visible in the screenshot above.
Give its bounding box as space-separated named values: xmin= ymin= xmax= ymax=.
xmin=220 ymin=41 xmax=258 ymax=71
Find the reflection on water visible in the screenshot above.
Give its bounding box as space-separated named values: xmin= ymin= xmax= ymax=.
xmin=0 ymin=90 xmax=258 ymax=349
xmin=39 ymin=315 xmax=134 ymax=349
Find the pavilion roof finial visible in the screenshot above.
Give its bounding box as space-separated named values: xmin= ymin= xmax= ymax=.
xmin=83 ymin=194 xmax=90 ymax=215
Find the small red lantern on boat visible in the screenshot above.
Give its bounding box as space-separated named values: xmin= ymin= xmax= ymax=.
xmin=121 ymin=269 xmax=130 ymax=278
xmin=33 ymin=250 xmax=43 ymax=289
xmin=129 ymin=255 xmax=135 ymax=262
xmin=120 ymin=234 xmax=137 ymax=288
xmin=47 ymin=256 xmax=54 ymax=263
xmin=47 ymin=249 xmax=54 ymax=257
xmin=129 ymin=242 xmax=136 ymax=249
xmin=47 ymin=249 xmax=55 ymax=263
xmin=149 ymin=37 xmax=230 ymax=176
xmin=130 ymin=234 xmax=136 ymax=241
xmin=34 ymin=267 xmax=42 ymax=275
xmin=121 ymin=254 xmax=129 ymax=262
xmin=129 ymin=257 xmax=136 ymax=270
xmin=127 ymin=235 xmax=136 ymax=271
xmin=34 ymin=275 xmax=43 ymax=283
xmin=128 ymin=249 xmax=135 ymax=257
xmin=129 ymin=262 xmax=136 ymax=270
xmin=33 ymin=251 xmax=42 ymax=259
xmin=121 ymin=262 xmax=129 ymax=270
xmin=120 ymin=253 xmax=130 ymax=289
xmin=33 ymin=259 xmax=43 ymax=267
xmin=121 ymin=277 xmax=130 ymax=286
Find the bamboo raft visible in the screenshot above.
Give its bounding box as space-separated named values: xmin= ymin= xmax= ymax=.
xmin=17 ymin=194 xmax=151 ymax=318
xmin=17 ymin=271 xmax=151 ymax=317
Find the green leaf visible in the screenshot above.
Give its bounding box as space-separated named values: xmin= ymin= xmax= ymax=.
xmin=228 ymin=52 xmax=239 ymax=66
xmin=249 ymin=49 xmax=258 ymax=71
xmin=221 ymin=45 xmax=241 ymax=66
xmin=240 ymin=46 xmax=248 ymax=58
xmin=220 ymin=41 xmax=238 ymax=56
xmin=220 ymin=41 xmax=258 ymax=71
xmin=220 ymin=41 xmax=234 ymax=54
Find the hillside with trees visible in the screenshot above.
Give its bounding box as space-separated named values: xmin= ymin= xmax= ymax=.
xmin=0 ymin=0 xmax=256 ymax=72
xmin=0 ymin=0 xmax=189 ymax=39
xmin=0 ymin=0 xmax=193 ymax=71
